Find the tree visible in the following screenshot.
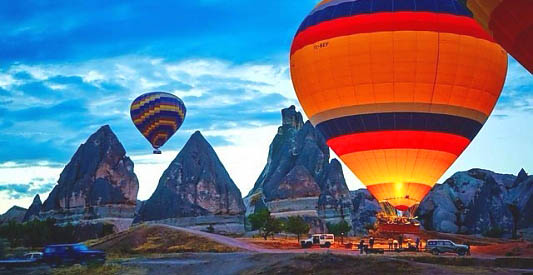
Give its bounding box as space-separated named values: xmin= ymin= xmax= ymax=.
xmin=248 ymin=209 xmax=283 ymax=240
xmin=507 ymin=203 xmax=521 ymax=239
xmin=327 ymin=220 xmax=352 ymax=244
xmin=0 ymin=238 xmax=8 ymax=259
xmin=285 ymin=216 xmax=310 ymax=243
xmin=248 ymin=209 xmax=270 ymax=231
xmin=263 ymin=216 xmax=284 ymax=240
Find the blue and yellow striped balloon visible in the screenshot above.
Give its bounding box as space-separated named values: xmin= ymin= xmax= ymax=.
xmin=130 ymin=92 xmax=186 ymax=154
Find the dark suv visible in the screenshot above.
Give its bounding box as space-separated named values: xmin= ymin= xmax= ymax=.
xmin=426 ymin=239 xmax=469 ymax=256
xmin=43 ymin=244 xmax=105 ymax=266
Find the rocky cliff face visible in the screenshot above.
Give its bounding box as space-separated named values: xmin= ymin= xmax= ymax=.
xmin=0 ymin=206 xmax=27 ymax=225
xmin=245 ymin=106 xmax=353 ymax=233
xmin=350 ymin=189 xmax=381 ymax=235
xmin=134 ymin=131 xmax=246 ymax=234
xmin=40 ymin=125 xmax=139 ymax=233
xmin=417 ymin=168 xmax=533 ymax=235
xmin=23 ymin=195 xmax=42 ymax=222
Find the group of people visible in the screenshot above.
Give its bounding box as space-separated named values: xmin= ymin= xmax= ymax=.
xmin=358 ymin=235 xmax=422 ymax=253
xmin=387 ymin=235 xmax=421 ymax=251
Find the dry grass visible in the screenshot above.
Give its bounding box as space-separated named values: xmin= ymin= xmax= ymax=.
xmin=88 ymin=224 xmax=240 ymax=258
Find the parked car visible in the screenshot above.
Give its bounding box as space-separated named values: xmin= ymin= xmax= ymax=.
xmin=425 ymin=239 xmax=469 ymax=256
xmin=43 ymin=244 xmax=106 ymax=267
xmin=301 ymin=234 xmax=334 ymax=248
xmin=0 ymin=252 xmax=43 ymax=270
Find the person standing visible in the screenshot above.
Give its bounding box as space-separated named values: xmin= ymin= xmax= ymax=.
xmin=393 ymin=239 xmax=398 ymax=250
xmin=415 ymin=237 xmax=420 ymax=251
xmin=398 ymin=235 xmax=404 ymax=249
xmin=359 ymin=239 xmax=365 ymax=254
xmin=388 ymin=238 xmax=393 ymax=251
xmin=369 ymin=237 xmax=375 ymax=249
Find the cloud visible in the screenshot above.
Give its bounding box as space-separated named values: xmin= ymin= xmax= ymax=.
xmin=495 ymin=57 xmax=533 ymax=114
xmin=0 ymin=181 xmax=55 ymax=200
xmin=0 ymin=56 xmax=296 ymax=163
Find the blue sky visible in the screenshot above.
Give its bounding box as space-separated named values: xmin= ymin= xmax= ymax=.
xmin=0 ymin=0 xmax=532 ymax=213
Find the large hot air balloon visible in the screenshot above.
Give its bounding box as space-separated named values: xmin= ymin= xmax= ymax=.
xmin=459 ymin=0 xmax=533 ymax=74
xmin=290 ymin=0 xmax=508 ymax=214
xmin=130 ymin=92 xmax=186 ymax=154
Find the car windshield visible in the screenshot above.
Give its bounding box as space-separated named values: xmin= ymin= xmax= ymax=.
xmin=74 ymin=244 xmax=89 ymax=251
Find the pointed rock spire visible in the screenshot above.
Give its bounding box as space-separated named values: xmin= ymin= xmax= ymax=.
xmin=23 ymin=194 xmax=42 ymax=222
xmin=41 ymin=125 xmax=139 ymax=224
xmin=135 ymin=131 xmax=245 ymax=224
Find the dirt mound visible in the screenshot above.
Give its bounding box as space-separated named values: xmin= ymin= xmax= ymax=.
xmin=87 ymin=224 xmax=240 ymax=256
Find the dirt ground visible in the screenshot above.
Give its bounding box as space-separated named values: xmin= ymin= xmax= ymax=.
xmin=3 ymin=251 xmax=532 ymax=275
xmin=2 ymin=225 xmax=532 ymax=274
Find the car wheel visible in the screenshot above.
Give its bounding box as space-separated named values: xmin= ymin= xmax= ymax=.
xmin=431 ymin=249 xmax=440 ymax=256
xmin=324 ymin=242 xmax=331 ymax=248
xmin=457 ymin=250 xmax=466 ymax=256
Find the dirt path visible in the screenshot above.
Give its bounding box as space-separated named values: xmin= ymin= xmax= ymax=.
xmin=157 ymin=224 xmax=268 ymax=252
xmin=157 ymin=224 xmax=368 ymax=256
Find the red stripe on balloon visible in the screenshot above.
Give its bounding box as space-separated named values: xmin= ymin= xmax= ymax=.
xmin=291 ymin=11 xmax=493 ymax=54
xmin=327 ymin=130 xmax=470 ymax=156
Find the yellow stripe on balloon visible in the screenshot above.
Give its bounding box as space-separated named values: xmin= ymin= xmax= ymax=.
xmin=339 ymin=148 xmax=457 ymax=187
xmin=131 ymin=94 xmax=179 ymax=110
xmin=130 ymin=94 xmax=161 ymax=110
xmin=143 ymin=120 xmax=178 ymax=136
xmin=151 ymin=133 xmax=169 ymax=145
xmin=133 ymin=105 xmax=184 ymax=124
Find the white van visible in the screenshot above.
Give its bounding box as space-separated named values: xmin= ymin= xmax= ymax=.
xmin=301 ymin=234 xmax=334 ymax=248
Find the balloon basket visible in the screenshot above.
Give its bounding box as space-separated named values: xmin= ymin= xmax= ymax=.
xmin=375 ymin=212 xmax=421 ymax=235
xmin=153 ymin=149 xmax=162 ymax=154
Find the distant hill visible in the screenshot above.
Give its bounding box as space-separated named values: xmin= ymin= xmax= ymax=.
xmin=0 ymin=206 xmax=27 ymax=225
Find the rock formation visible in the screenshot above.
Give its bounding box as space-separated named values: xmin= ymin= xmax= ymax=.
xmin=23 ymin=194 xmax=42 ymax=222
xmin=244 ymin=106 xmax=353 ymax=233
xmin=134 ymin=131 xmax=246 ymax=234
xmin=40 ymin=125 xmax=139 ymax=234
xmin=350 ymin=189 xmax=381 ymax=235
xmin=417 ymin=168 xmax=533 ymax=236
xmin=0 ymin=206 xmax=27 ymax=225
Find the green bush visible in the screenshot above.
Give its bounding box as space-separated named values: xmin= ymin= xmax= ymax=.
xmin=0 ymin=218 xmax=77 ymax=248
xmin=0 ymin=238 xmax=8 ymax=258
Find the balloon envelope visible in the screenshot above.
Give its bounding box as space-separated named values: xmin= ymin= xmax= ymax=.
xmin=290 ymin=0 xmax=508 ymax=211
xmin=130 ymin=92 xmax=186 ymax=152
xmin=460 ymin=0 xmax=533 ymax=74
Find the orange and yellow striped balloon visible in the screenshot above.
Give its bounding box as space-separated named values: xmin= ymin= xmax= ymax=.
xmin=290 ymin=0 xmax=508 ymax=211
xmin=460 ymin=0 xmax=533 ymax=74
